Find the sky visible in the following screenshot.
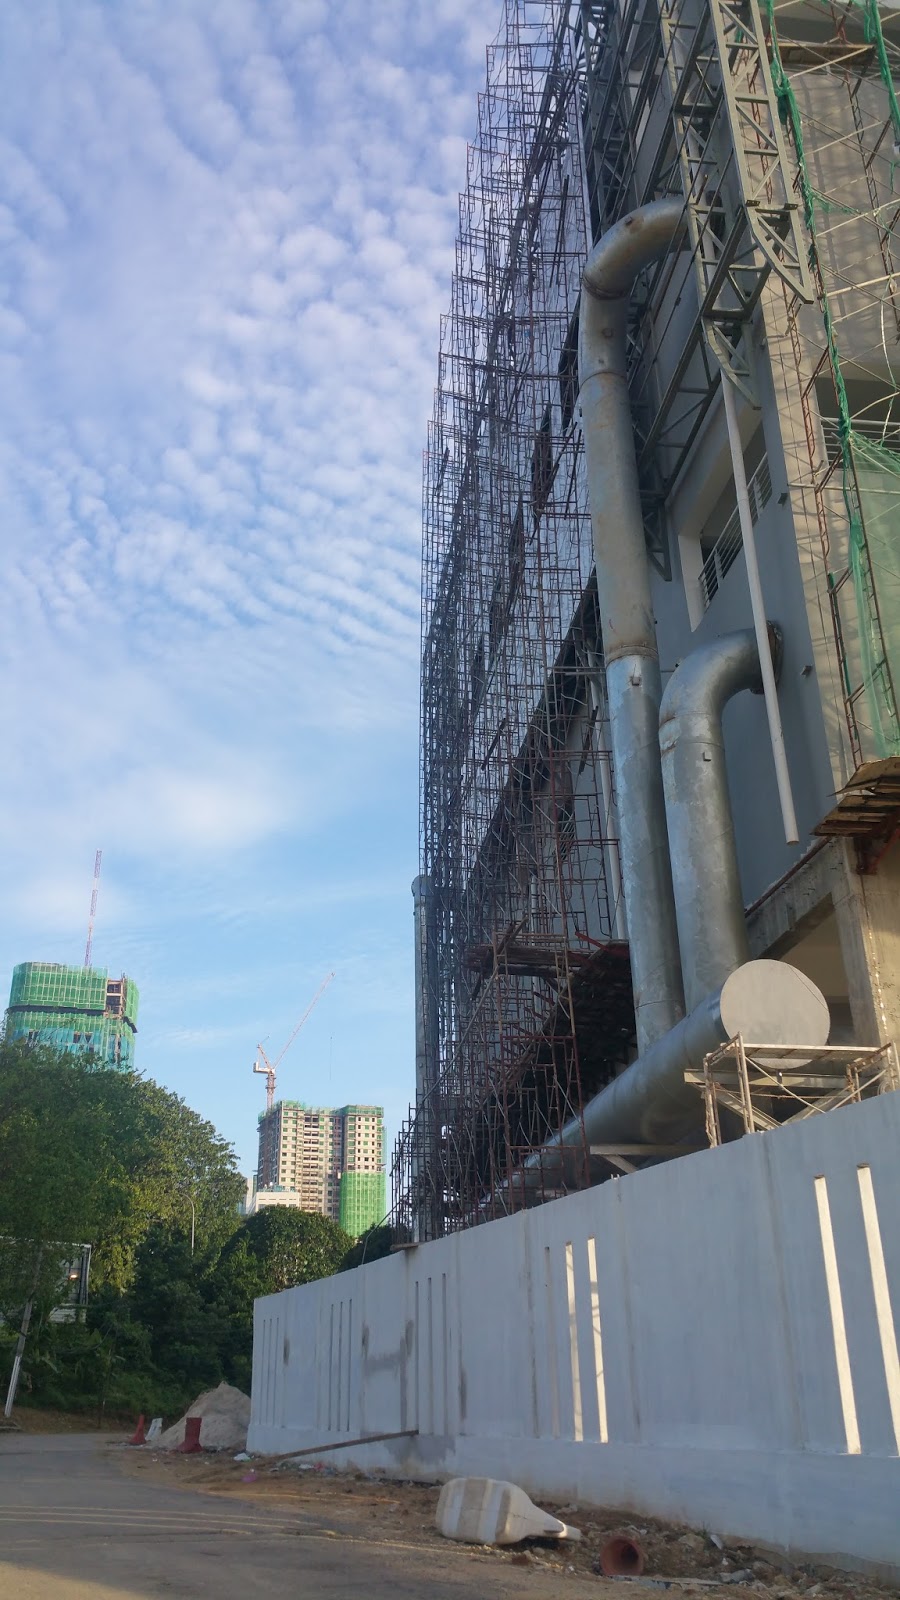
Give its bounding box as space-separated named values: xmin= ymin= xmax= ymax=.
xmin=0 ymin=0 xmax=502 ymax=1183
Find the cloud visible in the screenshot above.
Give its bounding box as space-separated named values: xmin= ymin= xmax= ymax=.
xmin=0 ymin=0 xmax=503 ymax=1172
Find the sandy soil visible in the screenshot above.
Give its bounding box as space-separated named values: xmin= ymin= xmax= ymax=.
xmin=120 ymin=1448 xmax=900 ymax=1598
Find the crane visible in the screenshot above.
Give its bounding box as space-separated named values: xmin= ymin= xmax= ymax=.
xmin=83 ymin=849 xmax=102 ymax=969
xmin=253 ymin=971 xmax=335 ymax=1113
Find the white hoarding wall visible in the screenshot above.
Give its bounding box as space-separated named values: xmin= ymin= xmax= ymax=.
xmin=249 ymin=1095 xmax=900 ymax=1577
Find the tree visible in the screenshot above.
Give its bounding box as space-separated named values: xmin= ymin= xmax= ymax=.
xmin=0 ymin=1041 xmax=246 ymax=1304
xmin=0 ymin=1044 xmax=153 ymax=1314
xmin=339 ymin=1223 xmax=397 ymax=1271
xmin=210 ymin=1209 xmax=351 ymax=1390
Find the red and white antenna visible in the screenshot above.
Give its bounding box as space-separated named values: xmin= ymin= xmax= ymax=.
xmin=83 ymin=849 xmax=103 ymax=969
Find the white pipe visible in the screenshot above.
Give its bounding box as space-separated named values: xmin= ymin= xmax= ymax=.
xmin=579 ymin=200 xmax=686 ymax=1050
xmin=586 ymin=647 xmax=627 ymax=941
xmin=660 ymin=629 xmax=766 ymax=1012
xmin=721 ymin=377 xmax=799 ymax=844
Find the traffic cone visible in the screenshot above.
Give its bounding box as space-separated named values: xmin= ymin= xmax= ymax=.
xmin=178 ymin=1415 xmax=203 ymax=1454
xmin=127 ymin=1414 xmax=146 ymax=1446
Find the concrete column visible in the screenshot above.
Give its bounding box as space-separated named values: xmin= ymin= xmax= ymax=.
xmin=830 ymin=839 xmax=900 ymax=1048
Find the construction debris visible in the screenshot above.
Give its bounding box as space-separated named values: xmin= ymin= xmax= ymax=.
xmin=154 ymin=1383 xmax=250 ymax=1453
xmin=121 ymin=1454 xmax=900 ymax=1597
xmin=436 ymin=1477 xmax=581 ymax=1546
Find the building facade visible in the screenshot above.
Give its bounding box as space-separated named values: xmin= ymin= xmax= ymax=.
xmin=4 ymin=962 xmax=139 ymax=1070
xmin=395 ymin=0 xmax=900 ymax=1239
xmin=256 ymin=1102 xmax=384 ymax=1237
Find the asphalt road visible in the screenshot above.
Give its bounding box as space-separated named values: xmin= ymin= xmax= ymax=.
xmin=0 ymin=1432 xmax=592 ymax=1598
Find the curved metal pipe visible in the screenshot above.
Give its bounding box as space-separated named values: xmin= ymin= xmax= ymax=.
xmin=579 ymin=200 xmax=685 ymax=1051
xmin=660 ymin=628 xmax=775 ymax=1013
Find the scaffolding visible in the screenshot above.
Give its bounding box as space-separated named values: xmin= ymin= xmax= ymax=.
xmin=393 ymin=0 xmax=900 ymax=1238
xmin=393 ymin=1 xmax=635 ymax=1240
xmin=688 ymin=1036 xmax=900 ymax=1140
xmin=764 ymin=0 xmax=900 ymax=766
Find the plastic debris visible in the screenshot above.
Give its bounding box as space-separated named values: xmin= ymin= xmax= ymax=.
xmin=435 ymin=1477 xmax=581 ymax=1546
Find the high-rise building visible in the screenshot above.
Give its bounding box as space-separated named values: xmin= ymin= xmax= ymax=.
xmin=256 ymin=1102 xmax=385 ymax=1236
xmin=4 ymin=962 xmax=139 ymax=1071
xmin=395 ymin=0 xmax=900 ymax=1240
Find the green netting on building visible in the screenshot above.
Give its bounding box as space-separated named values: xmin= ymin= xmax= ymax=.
xmin=766 ymin=0 xmax=900 ymax=758
xmin=9 ymin=963 xmax=108 ymax=1012
xmin=339 ymin=1172 xmax=386 ymax=1239
xmin=849 ymin=435 xmax=900 ymax=755
xmin=4 ymin=962 xmax=139 ymax=1071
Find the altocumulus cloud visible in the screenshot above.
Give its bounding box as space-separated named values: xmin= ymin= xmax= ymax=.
xmin=0 ymin=0 xmax=495 ymax=868
xmin=0 ymin=0 xmax=501 ymax=1168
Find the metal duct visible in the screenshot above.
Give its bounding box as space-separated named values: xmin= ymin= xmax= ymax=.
xmin=523 ymin=959 xmax=830 ymax=1181
xmin=660 ymin=628 xmax=776 ymax=1013
xmin=579 ymin=200 xmax=685 ymax=1051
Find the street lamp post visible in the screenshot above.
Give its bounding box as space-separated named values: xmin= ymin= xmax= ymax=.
xmin=187 ymin=1196 xmax=196 ymax=1256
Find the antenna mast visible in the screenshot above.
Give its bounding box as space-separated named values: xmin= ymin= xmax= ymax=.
xmin=83 ymin=849 xmax=103 ymax=969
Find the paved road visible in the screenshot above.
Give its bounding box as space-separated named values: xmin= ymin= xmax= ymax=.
xmin=0 ymin=1433 xmax=591 ymax=1598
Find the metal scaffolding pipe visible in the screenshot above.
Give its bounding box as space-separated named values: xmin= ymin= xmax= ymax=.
xmin=660 ymin=628 xmax=777 ymax=1013
xmin=721 ymin=377 xmax=799 ymax=845
xmin=579 ymin=200 xmax=686 ymax=1051
xmin=412 ymin=875 xmax=437 ymax=1108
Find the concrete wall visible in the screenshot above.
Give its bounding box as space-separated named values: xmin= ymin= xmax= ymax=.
xmin=249 ymin=1095 xmax=900 ymax=1578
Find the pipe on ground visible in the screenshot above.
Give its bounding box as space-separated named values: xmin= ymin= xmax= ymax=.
xmin=579 ymin=199 xmax=686 ymax=1052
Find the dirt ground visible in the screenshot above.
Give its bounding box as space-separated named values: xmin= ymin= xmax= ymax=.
xmin=121 ymin=1447 xmax=900 ymax=1598
xmin=3 ymin=1405 xmax=125 ymax=1434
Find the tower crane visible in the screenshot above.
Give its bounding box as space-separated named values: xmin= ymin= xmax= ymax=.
xmin=253 ymin=971 xmax=335 ymax=1113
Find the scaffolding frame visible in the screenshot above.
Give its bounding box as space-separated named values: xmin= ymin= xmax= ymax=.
xmin=393 ymin=0 xmax=900 ymax=1237
xmin=689 ymin=1036 xmax=900 ymax=1142
xmin=393 ymin=2 xmax=636 ymax=1239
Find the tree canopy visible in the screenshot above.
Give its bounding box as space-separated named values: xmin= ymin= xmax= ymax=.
xmin=0 ymin=1042 xmax=355 ymax=1418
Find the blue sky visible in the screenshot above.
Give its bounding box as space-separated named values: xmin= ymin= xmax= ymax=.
xmin=0 ymin=0 xmax=501 ymax=1182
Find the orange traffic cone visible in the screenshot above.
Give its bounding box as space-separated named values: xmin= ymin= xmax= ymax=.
xmin=178 ymin=1415 xmax=203 ymax=1454
xmin=127 ymin=1414 xmax=146 ymax=1446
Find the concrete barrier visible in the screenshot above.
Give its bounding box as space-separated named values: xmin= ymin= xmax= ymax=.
xmin=249 ymin=1094 xmax=900 ymax=1577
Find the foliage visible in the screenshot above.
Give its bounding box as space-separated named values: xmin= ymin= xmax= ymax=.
xmin=0 ymin=1042 xmax=349 ymax=1420
xmin=226 ymin=1207 xmax=353 ymax=1295
xmin=209 ymin=1209 xmax=353 ymax=1390
xmin=339 ymin=1223 xmax=396 ymax=1271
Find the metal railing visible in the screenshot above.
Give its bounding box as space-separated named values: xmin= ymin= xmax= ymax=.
xmin=699 ymin=456 xmax=772 ymax=609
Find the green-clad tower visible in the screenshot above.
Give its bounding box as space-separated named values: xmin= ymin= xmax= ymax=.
xmin=4 ymin=962 xmax=139 ymax=1070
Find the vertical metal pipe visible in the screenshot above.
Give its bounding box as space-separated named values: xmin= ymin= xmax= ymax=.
xmin=659 ymin=629 xmax=765 ymax=1012
xmin=721 ymin=377 xmax=799 ymax=843
xmin=411 ymin=876 xmax=435 ymax=1108
xmin=579 ymin=201 xmax=686 ymax=1050
xmin=586 ymin=647 xmax=627 ymax=942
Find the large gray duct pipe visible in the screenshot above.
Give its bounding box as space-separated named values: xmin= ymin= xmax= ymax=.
xmin=524 ymin=959 xmax=829 ymax=1181
xmin=579 ymin=200 xmax=685 ymax=1052
xmin=660 ymin=628 xmax=771 ymax=1012
xmin=521 ymin=622 xmax=829 ymax=1177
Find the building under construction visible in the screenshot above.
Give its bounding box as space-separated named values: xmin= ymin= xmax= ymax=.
xmin=394 ymin=0 xmax=900 ymax=1239
xmin=4 ymin=962 xmax=139 ymax=1070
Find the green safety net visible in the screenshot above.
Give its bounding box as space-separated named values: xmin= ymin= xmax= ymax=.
xmin=765 ymin=0 xmax=900 ymax=756
xmin=850 ymin=434 xmax=900 ymax=755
